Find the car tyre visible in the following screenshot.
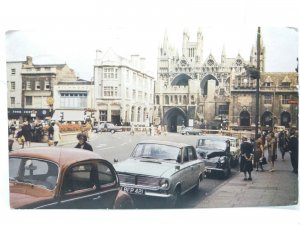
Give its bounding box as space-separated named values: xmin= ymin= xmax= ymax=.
xmin=167 ymin=187 xmax=181 ymax=208
xmin=193 ymin=174 xmax=203 ymax=192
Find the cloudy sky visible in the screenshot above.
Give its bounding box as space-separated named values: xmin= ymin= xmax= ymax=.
xmin=5 ymin=26 xmax=298 ymax=80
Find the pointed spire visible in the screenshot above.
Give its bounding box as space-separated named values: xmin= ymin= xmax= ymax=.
xmin=163 ymin=29 xmax=168 ymax=50
xmin=222 ymin=44 xmax=226 ymax=56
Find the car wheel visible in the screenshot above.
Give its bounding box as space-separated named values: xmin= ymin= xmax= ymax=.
xmin=185 ymin=132 xmax=189 ymax=135
xmin=111 ymin=130 xmax=115 ymax=134
xmin=167 ymin=187 xmax=181 ymax=208
xmin=193 ymin=174 xmax=203 ymax=192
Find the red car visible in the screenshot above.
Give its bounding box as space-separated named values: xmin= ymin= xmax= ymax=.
xmin=9 ymin=147 xmax=133 ymax=209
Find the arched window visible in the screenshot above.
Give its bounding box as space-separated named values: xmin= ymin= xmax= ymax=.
xmin=156 ymin=95 xmax=160 ymax=104
xmin=240 ymin=110 xmax=250 ymax=126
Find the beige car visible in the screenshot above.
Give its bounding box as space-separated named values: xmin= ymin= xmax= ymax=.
xmin=9 ymin=147 xmax=133 ymax=209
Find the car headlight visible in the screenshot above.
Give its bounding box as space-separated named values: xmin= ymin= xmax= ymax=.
xmin=159 ymin=178 xmax=169 ymax=189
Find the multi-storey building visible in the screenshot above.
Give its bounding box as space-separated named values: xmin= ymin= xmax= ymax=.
xmin=154 ymin=28 xmax=299 ymax=132
xmin=94 ymin=49 xmax=154 ymax=126
xmin=155 ymin=29 xmax=266 ymax=132
xmin=7 ymin=60 xmax=23 ymax=119
xmin=51 ymin=79 xmax=95 ymax=122
xmin=230 ymin=72 xmax=298 ymax=130
xmin=7 ymin=56 xmax=78 ymax=121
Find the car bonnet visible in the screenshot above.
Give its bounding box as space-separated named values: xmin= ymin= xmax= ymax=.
xmin=114 ymin=158 xmax=175 ymax=177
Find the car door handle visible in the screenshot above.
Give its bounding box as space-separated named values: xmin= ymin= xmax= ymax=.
xmin=92 ymin=195 xmax=102 ymax=200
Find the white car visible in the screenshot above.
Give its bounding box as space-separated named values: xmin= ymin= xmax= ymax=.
xmin=114 ymin=140 xmax=206 ymax=207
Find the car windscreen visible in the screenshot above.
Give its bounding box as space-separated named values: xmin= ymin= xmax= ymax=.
xmin=197 ymin=139 xmax=226 ymax=151
xmin=9 ymin=157 xmax=59 ymax=190
xmin=132 ymin=143 xmax=180 ymax=161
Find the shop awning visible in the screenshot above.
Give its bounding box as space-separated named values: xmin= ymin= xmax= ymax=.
xmin=51 ymin=109 xmax=85 ymax=122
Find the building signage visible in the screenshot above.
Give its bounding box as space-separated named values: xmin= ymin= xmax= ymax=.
xmin=287 ymin=99 xmax=298 ymax=104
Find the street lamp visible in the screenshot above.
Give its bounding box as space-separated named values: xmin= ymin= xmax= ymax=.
xmin=245 ymin=27 xmax=261 ymax=139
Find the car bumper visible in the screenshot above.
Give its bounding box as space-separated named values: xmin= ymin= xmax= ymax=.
xmin=205 ymin=167 xmax=226 ymax=176
xmin=120 ymin=183 xmax=172 ymax=198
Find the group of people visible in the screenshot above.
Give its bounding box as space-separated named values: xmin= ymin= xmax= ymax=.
xmin=240 ymin=128 xmax=298 ymax=181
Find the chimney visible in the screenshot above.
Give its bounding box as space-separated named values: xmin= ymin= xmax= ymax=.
xmin=131 ymin=55 xmax=139 ymax=69
xmin=140 ymin=57 xmax=145 ymax=71
xmin=95 ymin=50 xmax=103 ymax=65
xmin=26 ymin=56 xmax=33 ymax=66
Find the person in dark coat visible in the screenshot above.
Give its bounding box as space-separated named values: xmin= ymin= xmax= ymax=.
xmin=74 ymin=133 xmax=93 ymax=151
xmin=287 ymin=129 xmax=298 ymax=174
xmin=21 ymin=121 xmax=32 ymax=147
xmin=240 ymin=136 xmax=254 ymax=181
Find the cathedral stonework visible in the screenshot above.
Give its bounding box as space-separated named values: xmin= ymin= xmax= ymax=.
xmin=154 ymin=29 xmax=298 ymax=132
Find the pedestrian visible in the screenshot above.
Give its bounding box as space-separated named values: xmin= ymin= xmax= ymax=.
xmin=240 ymin=136 xmax=254 ymax=181
xmin=48 ymin=122 xmax=54 ymax=141
xmin=74 ymin=133 xmax=93 ymax=151
xmin=287 ymin=129 xmax=298 ymax=174
xmin=278 ymin=130 xmax=288 ymax=160
xmin=15 ymin=128 xmax=25 ymax=149
xmin=253 ymin=135 xmax=264 ymax=172
xmin=267 ymin=132 xmax=277 ymax=172
xmin=21 ymin=121 xmax=32 ymax=147
xmin=130 ymin=124 xmax=135 ymax=135
xmin=9 ymin=139 xmax=14 ymax=152
xmin=53 ymin=122 xmax=61 ymax=146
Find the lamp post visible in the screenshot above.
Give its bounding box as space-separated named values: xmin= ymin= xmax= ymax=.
xmin=245 ymin=27 xmax=261 ymax=139
xmin=255 ymin=27 xmax=261 ymax=139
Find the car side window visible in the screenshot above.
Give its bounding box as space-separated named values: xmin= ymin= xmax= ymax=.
xmin=96 ymin=162 xmax=116 ymax=186
xmin=183 ymin=148 xmax=189 ymax=162
xmin=187 ymin=147 xmax=197 ymax=161
xmin=63 ymin=164 xmax=96 ymax=193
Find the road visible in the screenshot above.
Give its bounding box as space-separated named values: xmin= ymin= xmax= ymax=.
xmin=65 ymin=131 xmax=240 ymax=209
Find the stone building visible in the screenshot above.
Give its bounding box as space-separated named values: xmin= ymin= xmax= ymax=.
xmin=7 ymin=56 xmax=78 ymax=121
xmin=230 ymin=72 xmax=298 ymax=130
xmin=155 ymin=29 xmax=266 ymax=132
xmin=51 ymin=79 xmax=94 ymax=122
xmin=94 ymin=49 xmax=154 ymax=126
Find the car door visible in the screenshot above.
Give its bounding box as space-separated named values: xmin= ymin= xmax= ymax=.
xmin=57 ymin=162 xmax=101 ymax=209
xmin=187 ymin=146 xmax=201 ymax=185
xmin=179 ymin=147 xmax=195 ymax=192
xmin=93 ymin=161 xmax=119 ymax=209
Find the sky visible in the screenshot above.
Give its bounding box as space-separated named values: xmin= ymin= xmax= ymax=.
xmin=5 ymin=26 xmax=298 ymax=80
xmin=0 ymin=0 xmax=299 ymax=225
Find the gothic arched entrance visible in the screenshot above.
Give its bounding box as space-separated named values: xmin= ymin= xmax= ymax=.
xmin=261 ymin=111 xmax=273 ymax=127
xmin=240 ymin=110 xmax=250 ymax=126
xmin=200 ymin=74 xmax=219 ymax=96
xmin=280 ymin=111 xmax=291 ymax=127
xmin=163 ymin=107 xmax=187 ymax=132
xmin=171 ymin=73 xmax=192 ymax=86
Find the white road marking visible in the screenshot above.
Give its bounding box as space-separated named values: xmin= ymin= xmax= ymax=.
xmin=96 ymin=144 xmax=107 ymax=148
xmin=98 ymin=147 xmax=114 ymax=150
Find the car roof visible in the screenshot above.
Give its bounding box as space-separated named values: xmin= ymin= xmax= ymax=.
xmin=137 ymin=140 xmax=191 ymax=148
xmin=197 ymin=135 xmax=236 ymax=141
xmin=9 ymin=147 xmax=104 ymax=167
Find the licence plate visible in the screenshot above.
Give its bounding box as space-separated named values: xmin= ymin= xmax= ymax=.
xmin=122 ymin=186 xmax=145 ymax=195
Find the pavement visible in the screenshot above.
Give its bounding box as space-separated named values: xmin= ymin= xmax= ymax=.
xmin=198 ymin=150 xmax=299 ymax=209
xmin=10 ymin=136 xmax=299 ymax=210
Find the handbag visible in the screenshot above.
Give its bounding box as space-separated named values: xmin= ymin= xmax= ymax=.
xmin=260 ymin=156 xmax=267 ymax=165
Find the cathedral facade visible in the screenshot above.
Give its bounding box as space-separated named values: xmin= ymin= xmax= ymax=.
xmin=154 ymin=29 xmax=298 ymax=132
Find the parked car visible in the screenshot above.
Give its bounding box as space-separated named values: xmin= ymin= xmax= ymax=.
xmin=195 ymin=136 xmax=232 ymax=179
xmin=9 ymin=147 xmax=134 ymax=209
xmin=94 ymin=122 xmax=122 ymax=133
xmin=180 ymin=127 xmax=202 ymax=135
xmin=113 ymin=140 xmax=205 ymax=207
